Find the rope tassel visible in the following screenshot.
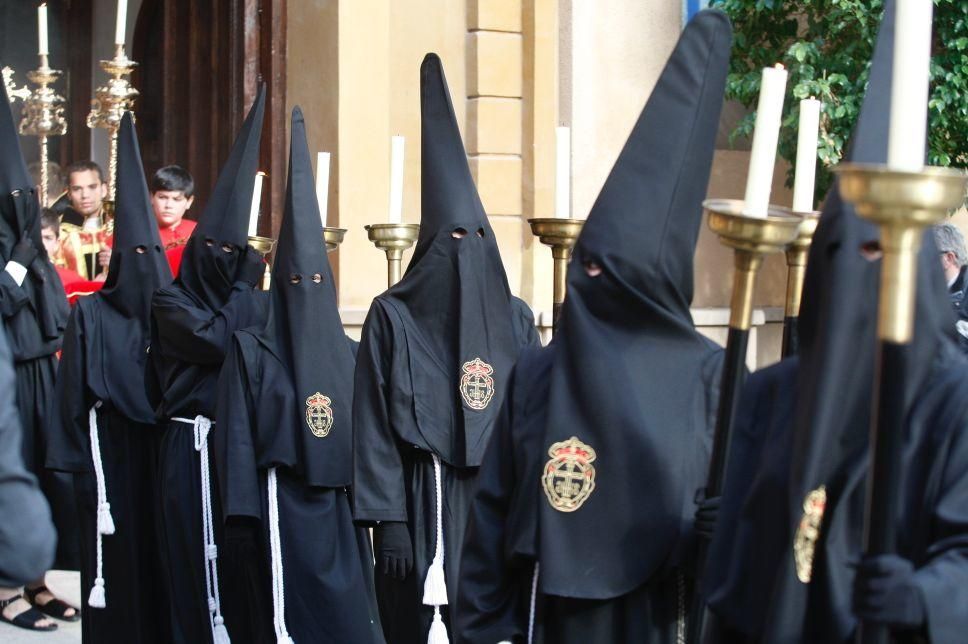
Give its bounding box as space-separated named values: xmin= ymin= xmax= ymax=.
xmin=423 ymin=454 xmax=449 ymax=644
xmin=88 ymin=403 xmax=112 ymax=608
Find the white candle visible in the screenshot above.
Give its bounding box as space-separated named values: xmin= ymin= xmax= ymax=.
xmin=248 ymin=171 xmax=266 ymax=237
xmin=316 ymin=152 xmax=331 ymax=228
xmin=555 ymin=126 xmax=571 ymax=219
xmin=743 ymin=64 xmax=788 ymax=218
xmin=38 ymin=4 xmax=49 ymax=57
xmin=115 ymin=0 xmax=127 ymax=46
xmin=792 ymin=98 xmax=821 ymax=212
xmin=388 ymin=135 xmax=405 ymax=224
xmin=888 ymin=0 xmax=933 ymax=171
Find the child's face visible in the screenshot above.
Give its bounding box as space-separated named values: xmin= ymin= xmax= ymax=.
xmin=152 ymin=190 xmax=194 ymax=229
xmin=41 ymin=227 xmax=59 ymax=257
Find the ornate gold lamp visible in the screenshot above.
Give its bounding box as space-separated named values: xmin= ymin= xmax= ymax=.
xmin=86 ymin=44 xmax=139 ymax=211
xmin=528 ymin=217 xmax=584 ymax=335
xmin=19 ymin=54 xmax=67 ymax=208
xmin=779 ymin=209 xmax=820 ymax=357
xmin=365 ymin=223 xmax=420 ymax=288
xmin=836 ymin=163 xmax=967 ymax=644
xmin=323 ymin=227 xmax=347 ymax=253
xmin=247 ymin=234 xmax=276 ymax=292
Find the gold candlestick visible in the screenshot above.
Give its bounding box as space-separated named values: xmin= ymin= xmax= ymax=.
xmin=528 ymin=217 xmax=584 ymax=334
xmin=366 ymin=223 xmax=420 ymax=288
xmin=87 ymin=44 xmax=139 ymax=204
xmin=2 ymin=67 xmax=32 ymax=103
xmin=777 ymin=208 xmax=820 ymax=357
xmin=323 ymin=227 xmax=347 ymax=253
xmin=19 ymin=55 xmax=68 ymax=208
xmin=835 ymin=163 xmax=967 ymax=644
xmin=248 ymin=234 xmax=276 ymax=291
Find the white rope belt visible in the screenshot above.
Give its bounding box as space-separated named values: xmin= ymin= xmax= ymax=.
xmin=423 ymin=454 xmax=449 ymax=644
xmin=527 ymin=562 xmax=540 ymax=644
xmin=267 ymin=468 xmax=294 ymax=644
xmin=172 ymin=415 xmax=231 ymax=644
xmin=87 ymin=402 xmax=114 ymax=609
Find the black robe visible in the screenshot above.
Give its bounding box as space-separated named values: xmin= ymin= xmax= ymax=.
xmin=354 ymin=295 xmax=538 ymax=642
xmin=457 ymin=341 xmax=722 ymax=644
xmin=149 ymin=283 xmax=271 ymax=644
xmin=217 ymin=332 xmax=384 ymax=643
xmin=45 ymin=298 xmax=169 ymax=643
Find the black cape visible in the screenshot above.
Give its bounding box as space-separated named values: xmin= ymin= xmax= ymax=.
xmin=46 ymin=113 xmax=172 ymax=643
xmin=148 ymin=88 xmax=271 ymax=644
xmin=1 ymin=72 xmax=74 ymax=570
xmin=215 ymin=107 xmax=383 ymax=643
xmin=456 ymin=10 xmax=730 ymax=643
xmin=704 ymin=2 xmax=968 ymax=641
xmin=353 ymin=54 xmax=539 ymax=643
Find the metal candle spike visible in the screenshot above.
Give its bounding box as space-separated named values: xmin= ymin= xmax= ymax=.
xmin=366 ymin=223 xmax=420 ymax=288
xmin=528 ymin=218 xmax=584 ymax=335
xmin=87 ymin=44 xmax=139 ymax=206
xmin=248 ymin=234 xmax=276 ymax=292
xmin=780 ymin=209 xmax=820 ymax=357
xmin=19 ymin=55 xmax=68 ymax=208
xmin=323 ymin=227 xmax=347 ymax=253
xmin=836 ymin=163 xmax=967 ymax=644
xmin=690 ymin=199 xmax=802 ymax=642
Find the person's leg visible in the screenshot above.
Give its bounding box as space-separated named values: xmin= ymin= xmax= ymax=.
xmin=0 ymin=586 xmax=56 ymax=629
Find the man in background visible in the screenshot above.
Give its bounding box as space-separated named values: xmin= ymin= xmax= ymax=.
xmin=59 ymin=161 xmax=111 ymax=280
xmin=934 ymin=221 xmax=968 ymax=350
xmin=41 ymin=211 xmax=102 ymax=305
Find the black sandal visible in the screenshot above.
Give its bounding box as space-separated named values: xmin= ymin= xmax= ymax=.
xmin=24 ymin=585 xmax=81 ymax=622
xmin=0 ymin=594 xmax=58 ymax=631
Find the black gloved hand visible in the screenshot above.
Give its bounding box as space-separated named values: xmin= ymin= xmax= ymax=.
xmin=694 ymin=491 xmax=721 ymax=540
xmin=376 ymin=522 xmax=413 ymax=581
xmin=852 ymin=554 xmax=925 ymax=629
xmin=11 ymin=238 xmax=38 ymax=268
xmin=235 ymin=244 xmax=266 ymax=288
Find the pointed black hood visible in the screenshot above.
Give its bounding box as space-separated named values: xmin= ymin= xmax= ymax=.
xmin=85 ymin=112 xmax=172 ymax=422
xmin=101 ymin=112 xmax=172 ymax=318
xmin=178 ymin=85 xmax=266 ymax=309
xmin=705 ymin=2 xmax=955 ymax=638
xmin=0 ymin=71 xmax=67 ymax=341
xmin=377 ymin=53 xmax=518 ymax=467
xmin=0 ymin=79 xmax=32 ymax=197
xmin=250 ymin=107 xmax=356 ymax=486
xmin=537 ymin=9 xmax=732 ymax=599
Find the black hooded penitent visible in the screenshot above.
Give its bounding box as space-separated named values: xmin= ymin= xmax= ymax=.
xmin=456 ymin=10 xmax=731 ymax=644
xmin=46 ymin=112 xmax=172 ymax=644
xmin=1 ymin=72 xmax=74 ymax=569
xmin=704 ymin=1 xmax=968 ymax=641
xmin=214 ymin=107 xmax=382 ymax=644
xmin=352 ymin=53 xmax=539 ymax=643
xmin=149 ymin=87 xmax=273 ymax=644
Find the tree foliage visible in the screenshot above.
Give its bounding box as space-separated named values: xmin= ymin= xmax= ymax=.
xmin=715 ymin=0 xmax=968 ymax=202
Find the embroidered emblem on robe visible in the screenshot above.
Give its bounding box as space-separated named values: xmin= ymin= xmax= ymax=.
xmin=305 ymin=392 xmax=334 ymax=438
xmin=459 ymin=357 xmax=495 ymax=410
xmin=794 ymin=485 xmax=827 ymax=583
xmin=542 ymin=437 xmax=597 ymax=512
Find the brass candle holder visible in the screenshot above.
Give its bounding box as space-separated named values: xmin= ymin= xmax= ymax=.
xmin=2 ymin=67 xmax=32 ymax=103
xmin=19 ymin=55 xmax=67 ymax=208
xmin=528 ymin=217 xmax=584 ymax=334
xmin=323 ymin=227 xmax=347 ymax=253
xmin=87 ymin=44 xmax=139 ymax=203
xmin=248 ymin=234 xmax=276 ymax=291
xmin=835 ymin=163 xmax=966 ymax=644
xmin=365 ymin=223 xmax=420 ymax=288
xmin=779 ymin=209 xmax=820 ymax=357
